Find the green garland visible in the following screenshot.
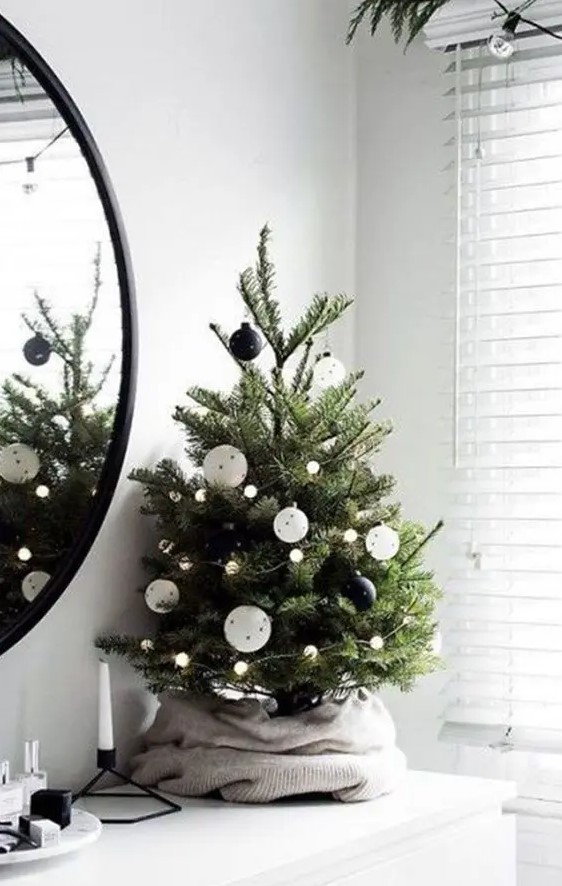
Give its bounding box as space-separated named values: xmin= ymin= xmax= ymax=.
xmin=347 ymin=0 xmax=453 ymax=46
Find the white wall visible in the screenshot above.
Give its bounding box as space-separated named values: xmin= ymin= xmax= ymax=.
xmin=354 ymin=24 xmax=453 ymax=772
xmin=0 ymin=0 xmax=355 ymax=788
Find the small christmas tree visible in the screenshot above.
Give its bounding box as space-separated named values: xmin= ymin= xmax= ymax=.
xmin=0 ymin=245 xmax=115 ymax=627
xmin=100 ymin=227 xmax=441 ymax=715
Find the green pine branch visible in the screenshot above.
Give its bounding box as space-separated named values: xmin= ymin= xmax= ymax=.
xmin=346 ymin=0 xmax=452 ymax=46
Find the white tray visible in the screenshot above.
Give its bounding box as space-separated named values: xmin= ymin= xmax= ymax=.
xmin=0 ymin=808 xmax=101 ymax=866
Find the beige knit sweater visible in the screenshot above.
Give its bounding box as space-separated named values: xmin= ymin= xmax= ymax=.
xmin=131 ymin=692 xmax=406 ymax=803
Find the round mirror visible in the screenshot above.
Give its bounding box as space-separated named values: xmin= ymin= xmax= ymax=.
xmin=0 ymin=15 xmax=136 ymax=654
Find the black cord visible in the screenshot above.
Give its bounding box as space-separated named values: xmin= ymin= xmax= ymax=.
xmin=492 ymin=0 xmax=562 ymax=41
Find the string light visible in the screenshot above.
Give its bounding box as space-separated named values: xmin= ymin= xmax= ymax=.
xmin=243 ymin=484 xmax=258 ymax=499
xmin=17 ymin=547 xmax=32 ymax=562
xmin=233 ymin=661 xmax=249 ymax=676
xmin=289 ymin=549 xmax=304 ymax=564
xmin=178 ymin=557 xmax=193 ymax=572
xmin=194 ymin=489 xmax=207 ymax=503
xmin=343 ymin=528 xmax=358 ymax=543
xmin=35 ymin=485 xmax=49 ymax=498
xmin=140 ymin=639 xmax=154 ymax=652
xmin=369 ymin=635 xmax=384 ymax=651
xmin=174 ymin=652 xmax=190 ymax=669
xmin=306 ymin=460 xmax=320 ymax=475
xmin=303 ymin=645 xmax=318 ymax=660
xmin=225 ymin=559 xmax=240 ymax=576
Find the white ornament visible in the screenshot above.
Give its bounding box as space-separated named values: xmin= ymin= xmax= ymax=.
xmin=306 ymin=460 xmax=320 ymax=476
xmin=289 ymin=548 xmax=304 ymax=564
xmin=224 ymin=605 xmax=271 ymax=653
xmin=244 ymin=484 xmax=258 ymax=499
xmin=140 ymin=639 xmax=154 ymax=652
xmin=224 ymin=559 xmax=240 ymax=576
xmin=303 ymin=645 xmax=318 ymax=660
xmin=194 ymin=488 xmax=207 ymax=502
xmin=144 ymin=578 xmax=180 ymax=613
xmin=169 ymin=490 xmax=182 ymax=503
xmin=21 ymin=570 xmax=50 ymax=602
xmin=35 ymin=484 xmax=50 ymax=498
xmin=178 ymin=557 xmax=192 ymax=572
xmin=0 ymin=443 xmax=40 ymax=484
xmin=17 ymin=547 xmax=32 ymax=562
xmin=203 ymin=444 xmax=248 ymax=488
xmin=431 ymin=630 xmax=443 ymax=655
xmin=369 ymin=635 xmax=384 ymax=651
xmin=344 ymin=528 xmax=358 ymax=543
xmin=233 ymin=661 xmax=249 ymax=676
xmin=313 ymin=354 xmax=346 ymax=389
xmin=365 ymin=524 xmax=400 ymax=561
xmin=174 ymin=652 xmax=190 ymax=669
xmin=273 ymin=505 xmax=309 ymax=544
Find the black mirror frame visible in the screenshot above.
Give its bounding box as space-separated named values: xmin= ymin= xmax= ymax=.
xmin=0 ymin=13 xmax=137 ymax=655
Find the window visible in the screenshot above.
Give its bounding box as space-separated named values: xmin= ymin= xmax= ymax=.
xmin=442 ymin=35 xmax=562 ymax=754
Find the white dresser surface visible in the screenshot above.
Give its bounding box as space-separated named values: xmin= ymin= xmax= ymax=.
xmin=0 ymin=770 xmax=516 ymax=885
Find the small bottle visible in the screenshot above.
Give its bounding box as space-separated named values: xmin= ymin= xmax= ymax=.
xmin=0 ymin=761 xmax=24 ymax=825
xmin=16 ymin=740 xmax=47 ymax=808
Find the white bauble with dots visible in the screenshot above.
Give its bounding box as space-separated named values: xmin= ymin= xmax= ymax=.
xmin=144 ymin=579 xmax=180 ymax=613
xmin=224 ymin=605 xmax=272 ymax=653
xmin=21 ymin=571 xmax=50 ymax=602
xmin=365 ymin=524 xmax=400 ymax=561
xmin=203 ymin=444 xmax=248 ymax=488
xmin=313 ymin=354 xmax=346 ymax=389
xmin=273 ymin=505 xmax=309 ymax=544
xmin=0 ymin=443 xmax=40 ymax=484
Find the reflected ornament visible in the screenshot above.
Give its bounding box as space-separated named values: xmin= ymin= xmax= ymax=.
xmin=312 ymin=353 xmax=346 ymax=389
xmin=203 ymin=445 xmax=248 ymax=488
xmin=0 ymin=443 xmax=40 ymax=484
xmin=23 ymin=332 xmax=51 ymax=366
xmin=21 ymin=570 xmax=50 ymax=602
xmin=229 ymin=322 xmax=264 ymax=361
xmin=273 ymin=505 xmax=309 ymax=544
xmin=224 ymin=605 xmax=272 ymax=653
xmin=144 ymin=578 xmax=180 ymax=613
xmin=365 ymin=524 xmax=400 ymax=561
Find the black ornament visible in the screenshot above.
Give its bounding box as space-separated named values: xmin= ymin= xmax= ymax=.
xmin=206 ymin=525 xmax=246 ymax=564
xmin=0 ymin=514 xmax=19 ymax=546
xmin=229 ymin=322 xmax=264 ymax=361
xmin=23 ymin=333 xmax=51 ymax=366
xmin=342 ymin=574 xmax=376 ymax=612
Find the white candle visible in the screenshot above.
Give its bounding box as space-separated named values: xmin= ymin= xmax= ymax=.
xmin=98 ymin=660 xmax=115 ymax=751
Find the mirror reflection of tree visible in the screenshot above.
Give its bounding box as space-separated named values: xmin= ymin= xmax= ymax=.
xmin=0 ymin=244 xmax=115 ymax=627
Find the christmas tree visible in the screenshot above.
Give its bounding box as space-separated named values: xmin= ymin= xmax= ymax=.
xmin=99 ymin=227 xmax=441 ymax=715
xmin=0 ymin=245 xmax=115 ymax=627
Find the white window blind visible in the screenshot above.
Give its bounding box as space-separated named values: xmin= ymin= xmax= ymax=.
xmin=441 ymin=34 xmax=562 ymax=754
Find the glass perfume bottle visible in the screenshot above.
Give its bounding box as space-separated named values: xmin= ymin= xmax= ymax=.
xmin=0 ymin=761 xmax=23 ymax=825
xmin=16 ymin=740 xmax=47 ymax=807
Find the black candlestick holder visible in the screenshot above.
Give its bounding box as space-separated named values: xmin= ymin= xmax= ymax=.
xmin=73 ymin=749 xmax=181 ymax=824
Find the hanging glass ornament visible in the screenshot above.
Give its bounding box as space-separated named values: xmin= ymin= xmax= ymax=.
xmin=224 ymin=605 xmax=271 ymax=652
xmin=203 ymin=444 xmax=248 ymax=488
xmin=21 ymin=571 xmax=50 ymax=602
xmin=140 ymin=639 xmax=154 ymax=652
xmin=229 ymin=322 xmax=264 ymax=361
xmin=273 ymin=505 xmax=309 ymax=544
xmin=144 ymin=579 xmax=180 ymax=613
xmin=194 ymin=488 xmax=207 ymax=502
xmin=23 ymin=332 xmax=51 ymax=366
xmin=342 ymin=574 xmax=376 ymax=611
xmin=169 ymin=490 xmax=182 ymax=503
xmin=365 ymin=524 xmax=400 ymax=561
xmin=0 ymin=443 xmax=40 ymax=484
xmin=312 ymin=352 xmax=346 ymax=389
xmin=303 ymin=645 xmax=318 ymax=660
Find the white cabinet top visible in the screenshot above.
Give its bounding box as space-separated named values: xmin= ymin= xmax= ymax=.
xmin=0 ymin=770 xmax=515 ymax=886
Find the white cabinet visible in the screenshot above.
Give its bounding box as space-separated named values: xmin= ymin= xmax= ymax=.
xmin=0 ymin=771 xmax=516 ymax=886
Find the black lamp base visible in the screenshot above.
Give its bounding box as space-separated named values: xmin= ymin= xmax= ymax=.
xmin=73 ymin=749 xmax=181 ymax=824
